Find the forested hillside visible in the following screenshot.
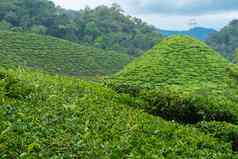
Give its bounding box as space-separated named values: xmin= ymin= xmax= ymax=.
xmin=0 ymin=31 xmax=130 ymax=76
xmin=207 ymin=20 xmax=238 ymax=60
xmin=0 ymin=0 xmax=162 ymax=56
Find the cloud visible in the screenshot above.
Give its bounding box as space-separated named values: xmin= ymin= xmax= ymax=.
xmin=51 ymin=0 xmax=238 ymax=15
xmin=140 ymin=11 xmax=238 ymax=30
xmin=137 ymin=0 xmax=238 ymax=15
xmin=50 ymin=0 xmax=238 ymax=30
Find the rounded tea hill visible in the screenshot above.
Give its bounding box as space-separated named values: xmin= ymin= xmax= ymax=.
xmin=112 ymin=36 xmax=230 ymax=87
xmin=0 ymin=31 xmax=130 ymax=76
xmin=109 ymin=36 xmax=238 ymax=124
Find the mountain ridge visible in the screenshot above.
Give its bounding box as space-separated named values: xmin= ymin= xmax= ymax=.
xmin=160 ymin=27 xmax=217 ymax=40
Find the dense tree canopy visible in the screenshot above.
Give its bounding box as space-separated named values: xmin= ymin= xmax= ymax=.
xmin=207 ymin=20 xmax=238 ymax=61
xmin=0 ymin=0 xmax=162 ymax=56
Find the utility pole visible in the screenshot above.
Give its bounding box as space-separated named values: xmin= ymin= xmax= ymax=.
xmin=188 ymin=18 xmax=198 ymax=28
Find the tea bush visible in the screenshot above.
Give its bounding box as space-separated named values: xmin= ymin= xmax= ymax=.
xmin=0 ymin=68 xmax=237 ymax=158
xmin=197 ymin=121 xmax=238 ymax=143
xmin=139 ymin=86 xmax=238 ymax=124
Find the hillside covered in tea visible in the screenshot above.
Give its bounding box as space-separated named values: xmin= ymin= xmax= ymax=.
xmin=0 ymin=68 xmax=237 ymax=158
xmin=109 ymin=36 xmax=238 ymax=124
xmin=0 ymin=31 xmax=130 ymax=76
xmin=111 ymin=36 xmax=230 ymax=87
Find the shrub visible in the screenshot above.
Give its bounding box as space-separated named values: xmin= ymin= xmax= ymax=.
xmin=197 ymin=121 xmax=238 ymax=142
xmin=197 ymin=121 xmax=238 ymax=152
xmin=226 ymin=64 xmax=238 ymax=80
xmin=107 ymin=83 xmax=142 ymax=97
xmin=139 ymin=86 xmax=238 ymax=124
xmin=0 ymin=70 xmax=33 ymax=99
xmin=5 ymin=80 xmax=33 ymax=99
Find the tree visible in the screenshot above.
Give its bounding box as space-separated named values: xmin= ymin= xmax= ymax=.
xmin=111 ymin=3 xmax=124 ymax=13
xmin=84 ymin=21 xmax=99 ymax=41
xmin=0 ymin=0 xmax=16 ymax=19
xmin=4 ymin=11 xmax=18 ymax=26
xmin=0 ymin=20 xmax=11 ymax=30
xmin=207 ymin=20 xmax=238 ymax=61
xmin=30 ymin=25 xmax=47 ymax=34
xmin=0 ymin=0 xmax=162 ymax=56
xmin=57 ymin=23 xmax=79 ymax=41
xmin=234 ymin=49 xmax=238 ymax=64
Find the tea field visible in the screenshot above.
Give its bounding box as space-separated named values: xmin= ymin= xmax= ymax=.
xmin=0 ymin=68 xmax=237 ymax=158
xmin=0 ymin=31 xmax=130 ymax=76
xmin=1 ymin=34 xmax=238 ymax=158
xmin=107 ymin=36 xmax=238 ymax=147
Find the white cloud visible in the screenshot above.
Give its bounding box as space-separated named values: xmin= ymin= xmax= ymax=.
xmin=50 ymin=0 xmax=238 ymax=30
xmin=137 ymin=11 xmax=238 ymax=30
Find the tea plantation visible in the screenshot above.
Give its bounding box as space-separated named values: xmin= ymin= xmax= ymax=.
xmin=111 ymin=36 xmax=230 ymax=87
xmin=0 ymin=31 xmax=130 ymax=76
xmin=1 ymin=33 xmax=238 ymax=158
xmin=108 ymin=36 xmax=238 ymax=125
xmin=0 ymin=68 xmax=237 ymax=158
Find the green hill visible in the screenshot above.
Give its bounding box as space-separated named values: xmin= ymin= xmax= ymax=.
xmin=0 ymin=31 xmax=130 ymax=76
xmin=111 ymin=36 xmax=229 ymax=86
xmin=108 ymin=36 xmax=238 ymax=124
xmin=0 ymin=68 xmax=237 ymax=158
xmin=0 ymin=0 xmax=162 ymax=56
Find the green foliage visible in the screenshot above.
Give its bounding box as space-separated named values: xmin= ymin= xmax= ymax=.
xmin=0 ymin=68 xmax=237 ymax=158
xmin=197 ymin=121 xmax=238 ymax=152
xmin=0 ymin=70 xmax=33 ymax=99
xmin=138 ymin=86 xmax=238 ymax=124
xmin=0 ymin=20 xmax=11 ymax=31
xmin=197 ymin=121 xmax=238 ymax=143
xmin=29 ymin=25 xmax=47 ymax=34
xmin=226 ymin=64 xmax=238 ymax=80
xmin=235 ymin=48 xmax=238 ymax=63
xmin=0 ymin=31 xmax=130 ymax=76
xmin=108 ymin=36 xmax=238 ymax=124
xmin=207 ymin=20 xmax=238 ymax=61
xmin=0 ymin=0 xmax=162 ymax=56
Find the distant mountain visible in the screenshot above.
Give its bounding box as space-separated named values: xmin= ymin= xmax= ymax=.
xmin=160 ymin=27 xmax=217 ymax=40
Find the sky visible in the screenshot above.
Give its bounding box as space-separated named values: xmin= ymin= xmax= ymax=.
xmin=51 ymin=0 xmax=238 ymax=31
